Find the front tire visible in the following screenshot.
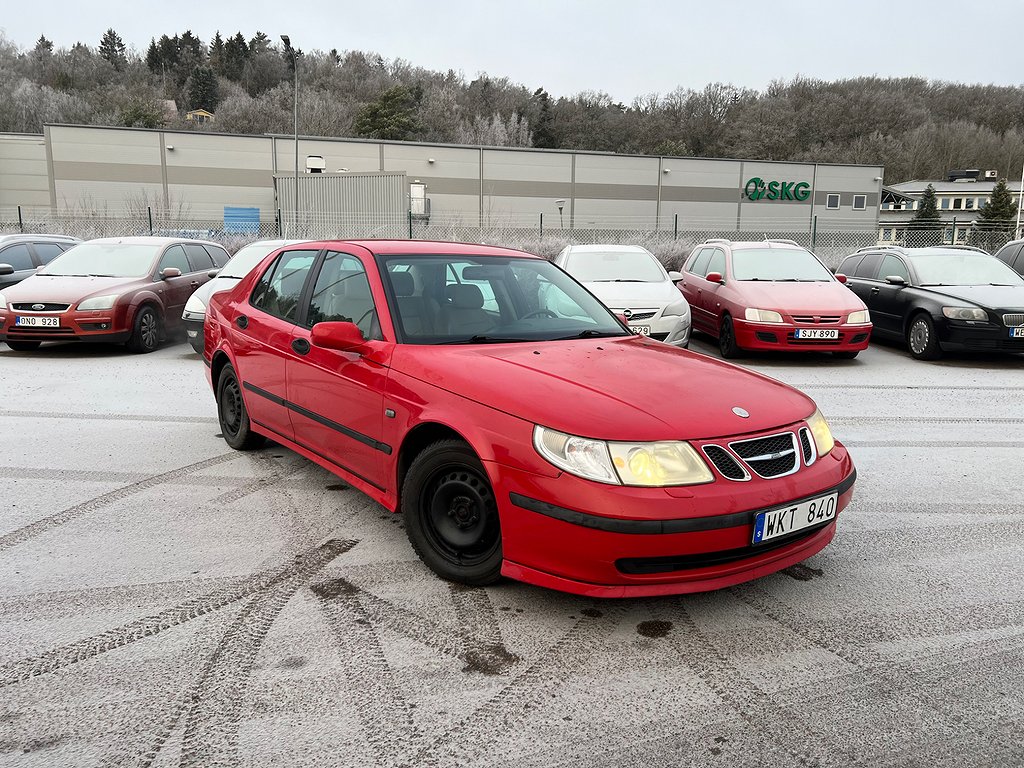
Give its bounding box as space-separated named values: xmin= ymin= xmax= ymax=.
xmin=6 ymin=340 xmax=41 ymax=351
xmin=126 ymin=306 xmax=160 ymax=354
xmin=217 ymin=364 xmax=265 ymax=450
xmin=402 ymin=440 xmax=502 ymax=586
xmin=719 ymin=314 xmax=740 ymax=358
xmin=906 ymin=313 xmax=942 ymax=360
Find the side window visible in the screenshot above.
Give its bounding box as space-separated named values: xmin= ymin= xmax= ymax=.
xmin=880 ymin=254 xmax=911 ymax=283
xmin=687 ymin=248 xmax=713 ymax=276
xmin=184 ymin=244 xmax=215 ymax=271
xmin=837 ymin=254 xmax=864 ymax=276
xmin=0 ymin=244 xmax=34 ymax=270
xmin=157 ymin=245 xmax=191 ymax=275
xmin=854 ymin=253 xmax=883 ymax=279
xmin=305 ymin=251 xmax=376 ymax=337
xmin=32 ymin=243 xmax=66 ymax=264
xmin=207 ymin=245 xmax=230 ymax=267
xmin=995 ymin=243 xmax=1021 ymax=266
xmin=1013 ymin=250 xmax=1024 ymax=274
xmin=705 ymin=249 xmax=726 ymax=277
xmin=250 ymin=249 xmax=319 ymax=322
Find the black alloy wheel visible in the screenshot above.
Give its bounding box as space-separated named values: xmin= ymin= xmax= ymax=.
xmin=402 ymin=440 xmax=502 ymax=585
xmin=127 ymin=306 xmax=160 ymax=354
xmin=216 ymin=364 xmax=264 ymax=450
xmin=719 ymin=314 xmax=740 ymax=358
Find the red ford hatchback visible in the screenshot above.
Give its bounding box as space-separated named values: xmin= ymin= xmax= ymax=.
xmin=205 ymin=240 xmax=857 ymax=597
xmin=679 ymin=239 xmax=872 ymax=359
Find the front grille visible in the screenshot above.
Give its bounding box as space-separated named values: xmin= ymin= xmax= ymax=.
xmin=729 ymin=432 xmax=798 ymax=478
xmin=792 ymin=315 xmax=841 ymax=324
xmin=702 ymin=445 xmax=748 ymax=480
xmin=798 ymin=427 xmax=815 ymax=465
xmin=627 ymin=311 xmax=657 ymax=321
xmin=11 ymin=302 xmax=70 ymax=312
xmin=1003 ymin=313 xmax=1024 ymax=327
xmin=756 ymin=331 xmax=779 ymax=343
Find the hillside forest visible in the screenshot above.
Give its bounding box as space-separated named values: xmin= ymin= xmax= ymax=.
xmin=1 ymin=29 xmax=1023 ymax=184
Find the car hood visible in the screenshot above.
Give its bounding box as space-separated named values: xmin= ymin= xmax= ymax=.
xmin=393 ymin=337 xmax=816 ymax=441
xmin=734 ymin=281 xmax=866 ymax=313
xmin=1 ymin=274 xmax=142 ymax=303
xmin=582 ymin=280 xmax=682 ymax=308
xmin=922 ymin=284 xmax=1024 ymax=310
xmin=191 ymin=275 xmax=243 ymax=309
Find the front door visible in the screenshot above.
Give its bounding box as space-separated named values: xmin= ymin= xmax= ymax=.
xmin=286 ymin=249 xmax=392 ymax=491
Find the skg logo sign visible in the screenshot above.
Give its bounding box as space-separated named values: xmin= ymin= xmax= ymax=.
xmin=744 ymin=177 xmax=811 ymax=202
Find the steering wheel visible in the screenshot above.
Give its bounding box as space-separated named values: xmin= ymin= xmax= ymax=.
xmin=521 ymin=309 xmax=558 ymax=320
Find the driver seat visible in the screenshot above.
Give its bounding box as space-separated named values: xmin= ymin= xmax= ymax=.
xmin=441 ymin=284 xmax=494 ymax=336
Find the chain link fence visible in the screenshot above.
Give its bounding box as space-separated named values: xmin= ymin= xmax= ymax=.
xmin=3 ymin=206 xmax=1018 ymax=270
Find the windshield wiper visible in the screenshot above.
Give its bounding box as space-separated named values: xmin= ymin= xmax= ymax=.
xmin=553 ymin=330 xmax=626 ymax=340
xmin=87 ymin=273 xmax=119 ymax=277
xmin=594 ymin=279 xmax=646 ymax=282
xmin=439 ymin=335 xmax=534 ymax=344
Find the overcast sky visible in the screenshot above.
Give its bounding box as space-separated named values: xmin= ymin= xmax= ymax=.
xmin=3 ymin=0 xmax=1023 ymax=101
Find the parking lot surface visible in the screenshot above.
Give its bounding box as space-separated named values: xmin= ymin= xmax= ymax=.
xmin=1 ymin=338 xmax=1022 ymax=767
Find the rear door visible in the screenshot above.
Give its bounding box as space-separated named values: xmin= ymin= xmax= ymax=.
xmin=0 ymin=244 xmax=36 ymax=289
xmin=228 ymin=248 xmax=320 ymax=440
xmin=285 ymin=249 xmax=392 ymax=490
xmin=154 ymin=245 xmax=198 ymax=323
xmin=679 ymin=247 xmax=715 ymax=330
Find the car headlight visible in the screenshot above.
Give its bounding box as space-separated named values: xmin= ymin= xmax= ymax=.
xmin=663 ymin=298 xmax=690 ymax=317
xmin=847 ymin=309 xmax=870 ymax=324
xmin=745 ymin=308 xmax=784 ymax=323
xmin=533 ymin=426 xmax=713 ymax=487
xmin=806 ymin=409 xmax=835 ymax=457
xmin=77 ymin=295 xmax=118 ymax=311
xmin=184 ymin=293 xmax=207 ymax=314
xmin=942 ymin=306 xmax=987 ymax=321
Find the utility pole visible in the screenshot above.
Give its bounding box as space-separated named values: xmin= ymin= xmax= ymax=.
xmin=281 ymin=35 xmax=299 ymax=236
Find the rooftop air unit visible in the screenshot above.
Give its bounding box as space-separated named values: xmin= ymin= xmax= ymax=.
xmin=984 ymin=170 xmax=998 ymax=179
xmin=305 ymin=155 xmax=326 ymax=173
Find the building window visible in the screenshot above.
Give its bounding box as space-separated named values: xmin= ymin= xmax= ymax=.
xmin=952 ymin=198 xmax=963 ymax=210
xmin=965 ymin=198 xmax=975 ymax=209
xmin=956 ymin=228 xmax=966 ymax=241
xmin=826 ymin=193 xmax=840 ymax=209
xmin=895 ymin=228 xmax=904 ymax=240
xmin=853 ymin=194 xmax=867 ymax=211
xmin=940 ymin=198 xmax=950 ymax=210
xmin=943 ymin=228 xmax=953 ymax=242
xmin=882 ymin=227 xmax=892 ymax=240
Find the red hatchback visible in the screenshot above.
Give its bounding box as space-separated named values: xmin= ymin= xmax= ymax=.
xmin=679 ymin=239 xmax=872 ymax=359
xmin=0 ymin=237 xmax=228 ymax=353
xmin=205 ymin=240 xmax=857 ymax=597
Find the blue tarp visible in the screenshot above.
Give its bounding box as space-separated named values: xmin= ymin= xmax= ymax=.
xmin=224 ymin=206 xmax=260 ymax=235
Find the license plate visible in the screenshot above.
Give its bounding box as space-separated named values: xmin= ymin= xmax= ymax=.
xmin=794 ymin=328 xmax=839 ymax=340
xmin=15 ymin=316 xmax=59 ymax=327
xmin=1011 ymin=328 xmax=1024 ymax=338
xmin=753 ymin=492 xmax=837 ymax=544
xmin=630 ymin=325 xmax=652 ymax=335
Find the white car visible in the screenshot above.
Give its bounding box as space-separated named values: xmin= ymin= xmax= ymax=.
xmin=553 ymin=244 xmax=691 ymax=347
xmin=182 ymin=239 xmax=309 ymax=353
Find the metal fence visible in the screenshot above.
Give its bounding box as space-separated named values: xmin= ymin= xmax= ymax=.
xmin=3 ymin=206 xmax=1019 ymax=270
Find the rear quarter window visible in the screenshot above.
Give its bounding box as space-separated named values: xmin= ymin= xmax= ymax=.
xmin=854 ymin=253 xmax=883 ymax=279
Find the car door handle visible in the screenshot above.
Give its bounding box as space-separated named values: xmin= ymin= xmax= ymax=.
xmin=190 ymin=281 xmax=200 ymax=288
xmin=236 ymin=315 xmax=249 ymax=329
xmin=871 ymin=287 xmax=880 ymax=293
xmin=291 ymin=338 xmax=311 ymax=355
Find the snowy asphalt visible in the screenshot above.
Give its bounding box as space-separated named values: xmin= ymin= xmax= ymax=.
xmin=0 ymin=335 xmax=1022 ymax=767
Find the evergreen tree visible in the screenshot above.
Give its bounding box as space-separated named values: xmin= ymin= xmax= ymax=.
xmin=98 ymin=28 xmax=127 ymax=70
xmin=353 ymin=86 xmax=420 ymax=141
xmin=187 ymin=66 xmax=220 ymax=112
xmin=907 ymin=183 xmax=942 ymax=246
xmin=531 ymin=88 xmax=556 ymax=149
xmin=35 ymin=35 xmax=53 ymax=54
xmin=249 ymin=31 xmax=271 ymax=55
xmin=975 ymin=179 xmax=1018 ymax=251
xmin=223 ymin=33 xmax=250 ymax=81
xmin=209 ymin=32 xmax=225 ymax=75
xmin=145 ymin=39 xmax=160 ymax=72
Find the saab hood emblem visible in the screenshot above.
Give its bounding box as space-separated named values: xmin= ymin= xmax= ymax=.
xmin=732 ymin=407 xmax=750 ymax=418
xmin=31 ymin=303 xmax=45 ymax=311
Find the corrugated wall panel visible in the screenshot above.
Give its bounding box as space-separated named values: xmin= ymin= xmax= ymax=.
xmin=275 ymin=171 xmax=408 ymax=239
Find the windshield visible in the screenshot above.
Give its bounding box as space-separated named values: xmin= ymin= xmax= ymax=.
xmin=731 ymin=248 xmax=834 ymax=281
xmin=909 ymin=252 xmax=1024 ymax=286
xmin=40 ymin=242 xmax=160 ymax=278
xmin=564 ymin=250 xmax=665 ymax=282
xmin=223 ymin=242 xmax=287 ymax=278
xmin=381 ymin=255 xmax=628 ymax=345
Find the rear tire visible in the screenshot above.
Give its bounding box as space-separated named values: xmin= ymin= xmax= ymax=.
xmin=832 ymin=350 xmax=859 ymax=360
xmin=126 ymin=306 xmax=160 ymax=354
xmin=216 ymin=364 xmax=265 ymax=450
xmin=718 ymin=314 xmax=740 ymax=358
xmin=402 ymin=440 xmax=502 ymax=586
xmin=6 ymin=340 xmax=41 ymax=351
xmin=906 ymin=313 xmax=942 ymax=360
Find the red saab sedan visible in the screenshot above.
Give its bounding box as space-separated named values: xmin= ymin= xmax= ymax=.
xmin=679 ymin=239 xmax=872 ymax=359
xmin=205 ymin=240 xmax=857 ymax=597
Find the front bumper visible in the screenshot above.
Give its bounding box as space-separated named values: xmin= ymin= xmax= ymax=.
xmin=631 ymin=314 xmax=691 ymax=348
xmin=0 ymin=309 xmax=130 ymax=344
xmin=734 ymin=320 xmax=872 ymax=352
xmin=937 ymin=319 xmax=1024 ymax=353
xmin=183 ymin=313 xmax=205 ymax=353
xmin=488 ymin=441 xmax=856 ymax=597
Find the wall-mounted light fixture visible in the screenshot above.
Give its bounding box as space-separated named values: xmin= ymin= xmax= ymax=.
xmin=337 ymin=167 xmax=349 ymax=172
xmin=663 ymin=168 xmax=671 ymax=173
xmin=166 ymin=145 xmax=175 ymax=151
xmin=427 ymin=157 xmax=436 ymax=164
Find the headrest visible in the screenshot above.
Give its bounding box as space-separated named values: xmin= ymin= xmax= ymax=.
xmin=446 ymin=283 xmax=484 ymax=309
xmin=343 ymin=273 xmax=371 ymax=298
xmin=391 ymin=271 xmax=415 ymax=297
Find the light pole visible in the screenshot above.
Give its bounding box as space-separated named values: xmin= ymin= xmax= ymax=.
xmin=555 ymin=199 xmax=565 ymax=229
xmin=281 ymin=35 xmax=299 ymax=236
xmin=1016 ymin=160 xmax=1024 ymax=240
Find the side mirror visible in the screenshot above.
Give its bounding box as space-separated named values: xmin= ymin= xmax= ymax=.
xmin=311 ymin=321 xmax=365 ymax=351
xmin=668 ymin=270 xmax=684 ymax=283
xmin=161 ymin=267 xmax=182 ymax=279
xmin=705 ymin=271 xmax=724 ymax=284
xmin=884 ymin=275 xmax=907 ymax=286
xmin=835 ymin=273 xmax=848 ymax=284
xmin=207 ymin=269 xmax=220 ymax=279
xmin=0 ymin=263 xmax=13 ymax=277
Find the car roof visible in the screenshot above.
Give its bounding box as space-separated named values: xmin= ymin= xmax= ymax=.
xmin=721 ymin=241 xmax=808 ymax=251
xmin=0 ymin=234 xmax=81 ymax=243
xmin=564 ymin=244 xmax=651 ymax=254
xmin=82 ymin=236 xmax=225 ymax=248
xmin=296 ymin=239 xmax=543 ymax=259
